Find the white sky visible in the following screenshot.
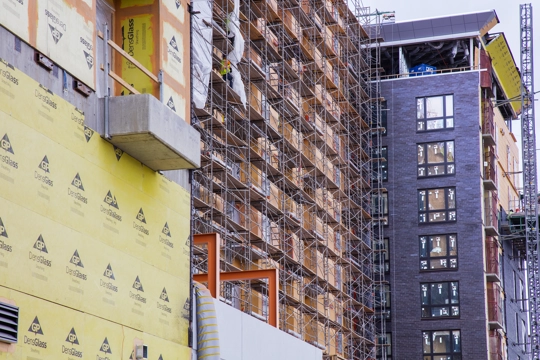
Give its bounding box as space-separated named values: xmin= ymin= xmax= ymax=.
xmin=361 ymin=0 xmax=540 ymax=187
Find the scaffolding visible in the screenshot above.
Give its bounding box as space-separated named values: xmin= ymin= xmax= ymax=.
xmin=190 ymin=0 xmax=384 ymax=357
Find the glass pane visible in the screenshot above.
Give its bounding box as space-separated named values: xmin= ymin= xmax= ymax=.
xmin=430 ymin=283 xmax=449 ymax=305
xmin=430 ymin=235 xmax=448 ymax=256
xmin=446 ymin=117 xmax=454 ymax=128
xmin=427 ymin=143 xmax=445 ymax=164
xmin=417 ymin=99 xmax=425 ymax=119
xmin=426 ymin=96 xmax=444 ymax=118
xmin=422 ymin=307 xmax=430 ymax=317
xmin=422 ymin=332 xmax=431 ymax=353
xmin=448 ymin=211 xmax=456 ymax=221
xmin=427 ymin=119 xmax=444 ymax=130
xmin=428 ymin=189 xmax=445 ymax=209
xmin=418 ymin=145 xmax=426 ymax=164
xmin=431 ymin=258 xmax=448 ymax=269
xmin=419 ymin=191 xmax=427 ymax=210
xmin=447 ymin=189 xmax=456 ymax=208
xmin=419 ymin=213 xmax=427 ymax=223
xmin=432 ymin=331 xmax=451 ymax=353
xmin=419 ymin=167 xmax=427 ymax=177
xmin=447 ymin=164 xmax=455 ymax=174
xmin=420 ymin=236 xmax=428 ymax=257
xmin=452 ymin=331 xmax=461 ymax=352
xmin=429 ymin=212 xmax=447 ymax=222
xmin=450 ymin=258 xmax=458 ymax=268
xmin=421 ymin=284 xmax=429 ymax=304
xmin=446 ymin=95 xmax=453 ymax=116
xmin=449 ymin=235 xmax=457 ymax=255
xmin=446 ymin=141 xmax=455 ymax=162
xmin=418 ymin=121 xmax=425 ymax=131
xmin=431 ymin=306 xmax=450 ymax=317
xmin=428 ymin=165 xmax=444 ymax=176
xmin=451 ymin=306 xmax=460 ymax=316
xmin=421 ymin=260 xmax=429 ymax=270
xmin=450 ymin=282 xmax=459 ymax=303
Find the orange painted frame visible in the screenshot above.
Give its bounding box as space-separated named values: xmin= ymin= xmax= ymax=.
xmin=193 ymin=233 xmax=279 ymax=327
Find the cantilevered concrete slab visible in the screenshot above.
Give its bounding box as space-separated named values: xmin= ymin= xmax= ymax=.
xmin=105 ymin=94 xmax=200 ymax=171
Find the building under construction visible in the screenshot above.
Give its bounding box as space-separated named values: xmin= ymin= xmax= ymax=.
xmin=189 ymin=0 xmax=385 ymax=358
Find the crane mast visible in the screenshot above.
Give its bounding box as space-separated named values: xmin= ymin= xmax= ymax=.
xmin=519 ymin=3 xmax=539 ymax=358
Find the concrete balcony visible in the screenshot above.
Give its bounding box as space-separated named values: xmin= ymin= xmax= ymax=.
xmin=104 ymin=94 xmax=200 ymax=171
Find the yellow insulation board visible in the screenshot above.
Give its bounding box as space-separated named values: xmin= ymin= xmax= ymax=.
xmin=0 ymin=286 xmax=192 ymax=360
xmin=0 ymin=59 xmax=190 ymax=345
xmin=0 ymin=0 xmax=96 ymax=89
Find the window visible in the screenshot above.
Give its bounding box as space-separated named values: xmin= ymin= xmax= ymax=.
xmin=421 ymin=282 xmax=460 ymax=318
xmin=420 ymin=234 xmax=458 ymax=270
xmin=377 ymin=333 xmax=392 ymax=360
xmin=422 ymin=330 xmax=461 ymax=359
xmin=375 ymin=284 xmax=391 ymax=319
xmin=375 ymin=238 xmax=390 ymax=274
xmin=372 ymin=192 xmax=388 ymax=225
xmin=370 ymin=101 xmax=387 ymax=135
xmin=418 ymin=188 xmax=456 ymax=223
xmin=520 ymin=279 xmax=524 ymax=311
xmin=417 ymin=95 xmax=454 ymax=131
xmin=521 ymin=319 xmax=527 ymax=352
xmin=417 ymin=141 xmax=455 ymax=177
xmin=373 ymin=146 xmax=388 ymax=181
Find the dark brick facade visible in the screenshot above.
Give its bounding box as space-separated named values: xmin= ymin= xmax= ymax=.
xmin=381 ymin=71 xmax=491 ymax=359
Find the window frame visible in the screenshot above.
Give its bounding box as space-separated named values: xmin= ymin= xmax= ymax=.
xmin=372 ymin=192 xmax=389 ymax=226
xmin=417 ymin=141 xmax=455 ymax=178
xmin=375 ymin=237 xmax=390 ymax=275
xmin=373 ymin=146 xmax=388 ymax=182
xmin=416 ymin=94 xmax=454 ymax=132
xmin=419 ymin=234 xmax=458 ymax=271
xmin=421 ymin=281 xmax=460 ymax=319
xmin=418 ymin=187 xmax=457 ymax=224
xmin=422 ymin=330 xmax=462 ymax=359
xmin=376 ymin=332 xmax=392 ymax=360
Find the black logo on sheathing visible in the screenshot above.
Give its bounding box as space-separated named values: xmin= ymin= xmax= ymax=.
xmin=175 ymin=0 xmax=180 ymax=8
xmin=99 ymin=338 xmax=112 ymax=354
xmin=71 ymin=173 xmax=84 ymax=190
xmin=113 ymin=146 xmax=123 ymax=161
xmin=185 ymin=236 xmax=190 ymax=247
xmin=182 ymin=297 xmax=190 ymax=319
xmin=169 ymin=36 xmax=179 ymax=51
xmin=103 ymin=190 xmax=119 ymax=209
xmin=160 ymin=287 xmax=169 ymax=302
xmin=83 ymin=50 xmax=93 ymax=69
xmin=28 ymin=316 xmax=44 ymax=335
xmin=162 ymin=222 xmax=171 ymax=237
xmin=166 ymin=96 xmax=176 ymax=112
xmin=65 ymin=328 xmax=79 ymax=345
xmin=159 ymin=223 xmax=174 ymax=248
xmin=25 ymin=316 xmax=47 ymax=348
xmin=84 ymin=126 xmax=94 ymax=142
xmin=70 ymin=250 xmax=84 ymax=268
xmin=1 ymin=134 xmax=14 ymax=154
xmin=48 ymin=24 xmax=63 ymax=44
xmin=132 ymin=276 xmax=144 ymax=292
xmin=159 ymin=355 xmax=164 ymax=360
xmin=33 ymin=235 xmax=48 ymax=253
xmin=0 ymin=218 xmax=11 ymax=253
xmin=104 ymin=263 xmax=115 ymax=280
xmin=136 ymin=208 xmax=146 ymax=223
xmin=0 ymin=217 xmax=7 ymax=238
xmin=38 ymin=155 xmax=50 ymax=173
